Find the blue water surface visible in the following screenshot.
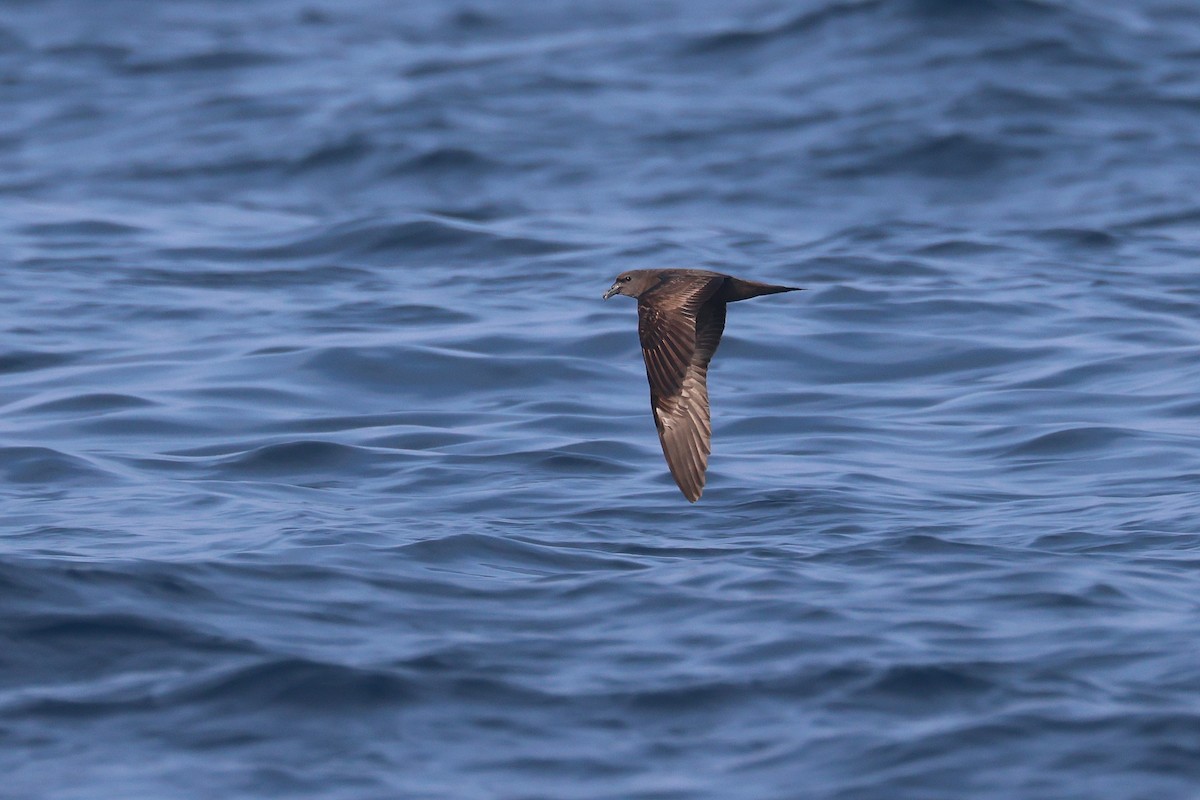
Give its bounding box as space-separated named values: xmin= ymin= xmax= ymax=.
xmin=2 ymin=1 xmax=1200 ymax=798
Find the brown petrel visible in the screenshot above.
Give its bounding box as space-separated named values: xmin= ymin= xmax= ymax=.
xmin=604 ymin=269 xmax=802 ymax=502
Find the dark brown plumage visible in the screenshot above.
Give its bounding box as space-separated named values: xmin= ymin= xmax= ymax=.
xmin=603 ymin=269 xmax=802 ymax=502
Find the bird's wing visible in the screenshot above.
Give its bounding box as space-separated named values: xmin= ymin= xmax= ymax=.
xmin=637 ymin=275 xmax=727 ymax=501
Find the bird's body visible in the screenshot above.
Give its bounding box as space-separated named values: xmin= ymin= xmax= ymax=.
xmin=604 ymin=269 xmax=802 ymax=502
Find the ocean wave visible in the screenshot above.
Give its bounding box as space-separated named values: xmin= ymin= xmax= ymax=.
xmin=0 ymin=349 xmax=78 ymax=375
xmin=205 ymin=440 xmax=395 ymax=480
xmin=18 ymin=392 xmax=156 ymax=417
xmin=390 ymin=146 xmax=502 ymax=175
xmin=120 ymin=49 xmax=285 ymax=75
xmin=4 ymin=0 xmax=1200 ymax=795
xmin=680 ymin=1 xmax=886 ymax=55
xmin=175 ymin=657 xmax=416 ymax=709
xmin=0 ymin=446 xmax=116 ymax=485
xmin=821 ymin=132 xmax=1039 ymax=179
xmin=301 ymin=344 xmax=599 ymax=397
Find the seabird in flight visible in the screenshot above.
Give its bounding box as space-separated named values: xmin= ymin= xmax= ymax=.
xmin=604 ymin=269 xmax=802 ymax=502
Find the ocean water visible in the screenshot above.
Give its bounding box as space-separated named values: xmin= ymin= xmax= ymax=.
xmin=3 ymin=0 xmax=1200 ymax=797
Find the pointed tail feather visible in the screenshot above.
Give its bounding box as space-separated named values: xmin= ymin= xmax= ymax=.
xmin=722 ymin=278 xmax=804 ymax=302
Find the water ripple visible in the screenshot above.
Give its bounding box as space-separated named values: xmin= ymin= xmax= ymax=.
xmin=3 ymin=0 xmax=1200 ymax=798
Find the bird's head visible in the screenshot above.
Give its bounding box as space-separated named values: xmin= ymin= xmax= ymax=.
xmin=603 ymin=270 xmax=658 ymax=300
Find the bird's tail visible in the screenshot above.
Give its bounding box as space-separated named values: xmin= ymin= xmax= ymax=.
xmin=722 ymin=278 xmax=804 ymax=303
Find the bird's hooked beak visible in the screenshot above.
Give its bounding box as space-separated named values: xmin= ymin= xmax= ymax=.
xmin=603 ymin=283 xmax=621 ymax=300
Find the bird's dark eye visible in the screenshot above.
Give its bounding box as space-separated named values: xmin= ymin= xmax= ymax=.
xmin=622 ymin=276 xmax=631 ymax=282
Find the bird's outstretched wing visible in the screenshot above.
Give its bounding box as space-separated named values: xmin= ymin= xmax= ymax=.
xmin=637 ymin=275 xmax=727 ymax=501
